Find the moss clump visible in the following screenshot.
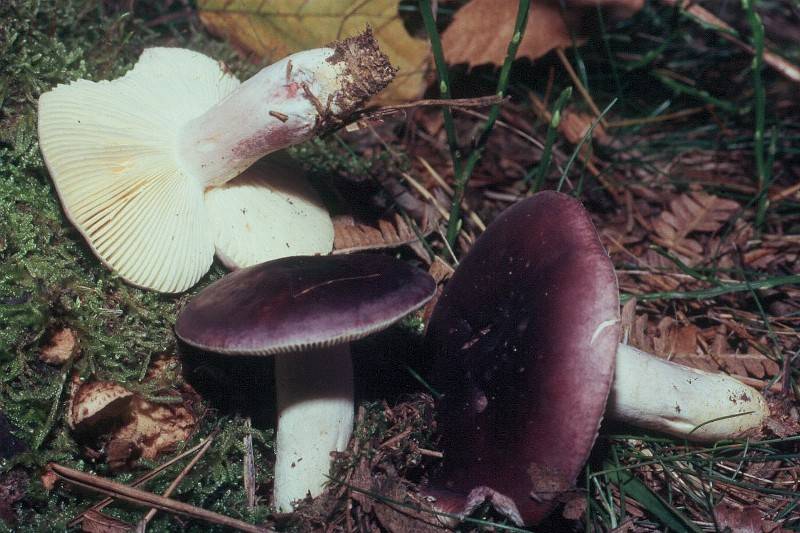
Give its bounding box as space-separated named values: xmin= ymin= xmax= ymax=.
xmin=1 ymin=1 xmax=179 ymax=444
xmin=0 ymin=2 xmax=268 ymax=530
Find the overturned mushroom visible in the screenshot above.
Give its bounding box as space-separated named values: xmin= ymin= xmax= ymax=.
xmin=424 ymin=191 xmax=769 ymax=525
xmin=38 ymin=30 xmax=395 ymax=292
xmin=175 ymin=254 xmax=435 ymax=511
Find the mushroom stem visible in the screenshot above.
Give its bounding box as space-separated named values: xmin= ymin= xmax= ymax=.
xmin=178 ymin=31 xmax=395 ymax=188
xmin=273 ymin=344 xmax=354 ymax=512
xmin=608 ymin=343 xmax=769 ymax=442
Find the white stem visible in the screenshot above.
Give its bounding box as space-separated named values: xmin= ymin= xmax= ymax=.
xmin=608 ymin=344 xmax=769 ymax=442
xmin=273 ymin=344 xmax=354 ymax=512
xmin=178 ymin=48 xmax=344 ymax=188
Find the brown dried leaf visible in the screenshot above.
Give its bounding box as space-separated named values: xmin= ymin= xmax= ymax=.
xmin=332 ymin=212 xmax=427 ymax=254
xmin=651 ymin=192 xmax=740 ymax=264
xmin=109 ymin=396 xmax=197 ymax=464
xmin=422 ymin=257 xmax=455 ymax=325
xmin=40 ymin=328 xmax=77 ymax=365
xmin=81 ymin=510 xmax=133 ymax=533
xmin=442 ymin=0 xmax=643 ymax=67
xmin=671 ymin=352 xmax=780 ymax=380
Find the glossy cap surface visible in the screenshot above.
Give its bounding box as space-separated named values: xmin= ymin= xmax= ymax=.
xmin=425 ymin=191 xmax=620 ymax=525
xmin=176 ymin=254 xmax=435 ymax=355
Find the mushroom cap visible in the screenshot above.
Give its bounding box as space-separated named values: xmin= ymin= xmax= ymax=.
xmin=38 ymin=48 xmax=336 ymax=293
xmin=175 ymin=254 xmax=436 ymax=355
xmin=38 ymin=47 xmax=240 ymax=293
xmin=206 ymin=152 xmax=334 ymax=270
xmin=424 ymin=191 xmax=620 ymax=525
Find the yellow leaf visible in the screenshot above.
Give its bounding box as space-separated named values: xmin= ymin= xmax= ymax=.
xmin=197 ymin=0 xmax=430 ymax=103
xmin=441 ymin=0 xmax=643 ymax=67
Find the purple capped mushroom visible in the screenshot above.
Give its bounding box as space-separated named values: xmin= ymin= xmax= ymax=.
xmin=175 ymin=254 xmax=435 ymax=511
xmin=423 ymin=191 xmax=768 ymax=526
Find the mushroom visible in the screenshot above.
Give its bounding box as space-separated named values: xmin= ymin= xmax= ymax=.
xmin=175 ymin=254 xmax=435 ymax=511
xmin=37 ymin=30 xmax=395 ymax=292
xmin=423 ymin=191 xmax=769 ymax=526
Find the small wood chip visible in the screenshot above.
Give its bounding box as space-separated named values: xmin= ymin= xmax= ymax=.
xmin=40 ymin=328 xmax=77 ymax=365
xmin=269 ymin=110 xmax=288 ymax=122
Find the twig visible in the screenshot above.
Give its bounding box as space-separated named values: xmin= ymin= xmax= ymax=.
xmin=136 ymin=431 xmax=218 ymax=532
xmin=50 ymin=463 xmax=270 ymax=533
xmin=379 ymin=428 xmax=413 ymax=449
xmin=454 ymin=107 xmax=546 ymax=150
xmin=605 ymin=106 xmax=706 ymax=128
xmin=660 ymin=0 xmax=800 ymax=83
xmin=416 ymin=447 xmax=444 ymax=458
xmin=417 ymin=156 xmax=486 ymax=231
xmin=555 ymin=48 xmax=608 ymax=127
xmin=400 ymin=171 xmax=467 ymax=242
xmin=68 ymin=439 xmax=210 ymax=527
xmin=243 ymin=417 xmax=257 ymax=511
xmin=348 ymin=95 xmax=503 ymax=125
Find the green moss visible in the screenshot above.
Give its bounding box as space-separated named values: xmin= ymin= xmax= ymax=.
xmin=0 ymin=2 xmax=270 ymax=530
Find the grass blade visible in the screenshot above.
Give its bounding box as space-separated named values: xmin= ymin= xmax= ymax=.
xmin=602 ymin=462 xmax=702 ymax=533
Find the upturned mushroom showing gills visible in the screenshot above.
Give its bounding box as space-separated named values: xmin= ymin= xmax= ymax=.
xmin=424 ymin=191 xmax=769 ymax=526
xmin=175 ymin=254 xmax=435 ymax=512
xmin=37 ymin=29 xmax=395 ymax=293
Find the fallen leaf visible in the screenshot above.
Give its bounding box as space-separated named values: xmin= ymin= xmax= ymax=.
xmin=109 ymin=395 xmax=197 ymax=464
xmin=197 ymin=0 xmax=430 ymax=103
xmin=39 ymin=327 xmax=77 ymax=365
xmin=422 ymin=256 xmax=454 ymax=325
xmin=651 ymin=192 xmax=740 ymax=265
xmin=441 ymin=0 xmax=644 ymax=67
xmin=67 ymin=365 xmax=198 ymax=468
xmin=673 ymin=352 xmax=780 ymax=380
xmin=80 ymin=510 xmax=133 ymax=533
xmin=332 ymin=212 xmax=427 ymax=253
xmin=627 ymin=315 xmax=781 ymax=384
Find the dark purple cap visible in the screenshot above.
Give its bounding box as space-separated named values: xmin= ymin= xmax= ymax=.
xmin=424 ymin=191 xmax=620 ymax=525
xmin=175 ymin=254 xmax=435 ymax=355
